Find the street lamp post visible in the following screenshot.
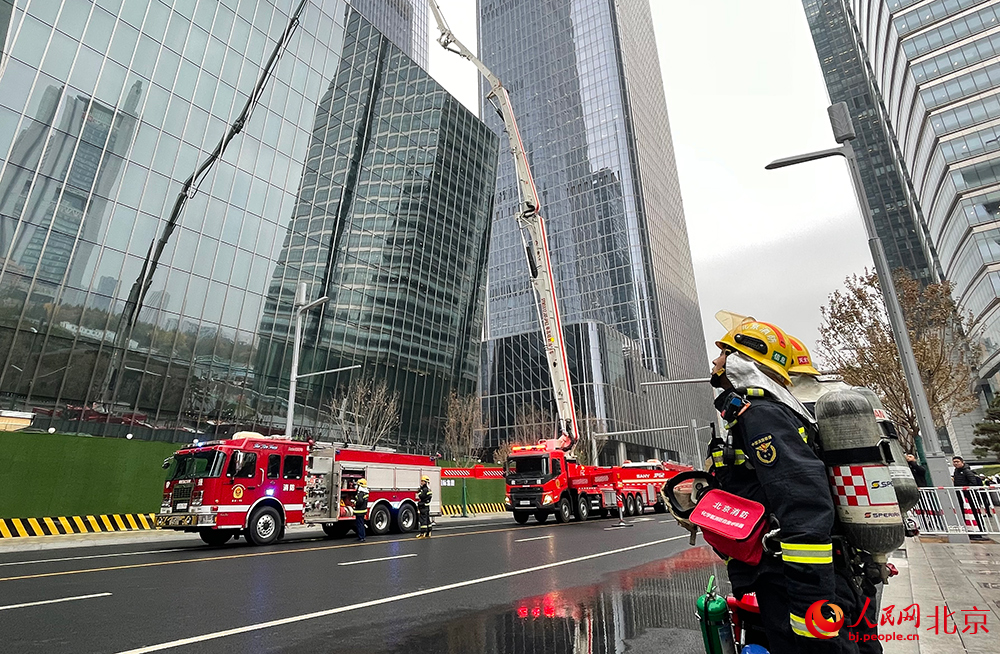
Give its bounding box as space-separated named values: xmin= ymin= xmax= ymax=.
xmin=285 ymin=282 xmax=360 ymax=439
xmin=765 ymin=102 xmax=949 ymax=487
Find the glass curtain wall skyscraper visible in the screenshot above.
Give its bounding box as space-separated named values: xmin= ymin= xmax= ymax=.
xmin=802 ymin=0 xmax=937 ymax=283
xmin=0 ymin=0 xmax=496 ymax=452
xmin=477 ymin=0 xmax=714 ymax=463
xmin=805 ymin=0 xmax=1000 ymax=456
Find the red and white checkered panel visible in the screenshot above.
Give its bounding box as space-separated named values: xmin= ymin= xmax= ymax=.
xmin=829 ymin=465 xmax=870 ymax=507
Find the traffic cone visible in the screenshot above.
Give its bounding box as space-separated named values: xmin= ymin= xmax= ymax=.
xmin=609 ymin=494 xmax=633 ymax=529
xmin=960 ymin=493 xmax=977 ymax=529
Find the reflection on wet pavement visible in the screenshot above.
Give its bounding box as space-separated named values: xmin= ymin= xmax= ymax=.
xmin=382 ymin=546 xmax=728 ymax=654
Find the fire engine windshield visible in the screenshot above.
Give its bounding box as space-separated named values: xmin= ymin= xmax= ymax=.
xmin=506 ymin=456 xmax=548 ymax=476
xmin=168 ymin=450 xmax=226 ymax=480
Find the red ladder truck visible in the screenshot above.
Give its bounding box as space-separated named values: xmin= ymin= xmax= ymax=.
xmin=429 ymin=3 xmax=693 ymax=519
xmin=155 ymin=432 xmax=440 ymax=545
xmin=504 ymin=442 xmax=689 ymax=524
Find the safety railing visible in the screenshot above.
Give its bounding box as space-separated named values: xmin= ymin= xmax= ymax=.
xmin=908 ymin=486 xmax=1000 ymax=536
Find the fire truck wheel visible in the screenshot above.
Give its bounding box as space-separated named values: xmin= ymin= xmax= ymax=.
xmin=199 ymin=529 xmax=232 ymax=546
xmin=534 ymin=511 xmax=548 ymax=524
xmin=624 ymin=494 xmax=636 ymax=517
xmin=575 ymin=496 xmax=590 ymax=521
xmin=513 ymin=511 xmax=531 ymax=524
xmin=635 ymin=495 xmax=645 ymax=515
xmin=322 ymin=523 xmax=349 ymax=538
xmin=396 ymin=503 xmax=417 ymax=533
xmin=369 ymin=504 xmax=391 ymax=535
xmin=246 ymin=506 xmax=282 ymax=546
xmin=554 ymin=496 xmax=572 ymax=523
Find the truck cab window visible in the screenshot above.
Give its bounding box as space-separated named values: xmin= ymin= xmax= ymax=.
xmin=552 ymin=459 xmax=562 ymax=476
xmin=283 ymin=455 xmax=304 ymax=480
xmin=226 ymin=451 xmax=257 ymax=478
xmin=267 ymin=454 xmax=281 ymax=479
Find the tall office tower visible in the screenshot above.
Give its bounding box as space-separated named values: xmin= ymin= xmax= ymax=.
xmin=349 ymin=0 xmax=428 ymax=69
xmin=802 ymin=0 xmax=936 ymax=283
xmin=806 ymin=0 xmax=1000 ymax=456
xmin=0 ymin=0 xmax=495 ymax=450
xmin=256 ymin=12 xmax=497 ymax=450
xmin=478 ymin=0 xmax=714 ymax=464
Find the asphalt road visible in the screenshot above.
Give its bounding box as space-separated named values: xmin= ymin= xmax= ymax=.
xmin=0 ymin=515 xmax=726 ymax=653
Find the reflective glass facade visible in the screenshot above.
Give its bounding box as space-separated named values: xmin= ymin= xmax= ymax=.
xmin=813 ymin=0 xmax=1000 ymax=455
xmin=349 ymin=0 xmax=427 ymax=70
xmin=0 ymin=0 xmax=497 ymax=451
xmin=802 ymin=0 xmax=937 ymax=283
xmin=477 ymin=0 xmax=714 ymax=462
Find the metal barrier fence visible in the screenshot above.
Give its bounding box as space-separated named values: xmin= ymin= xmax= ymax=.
xmin=909 ymin=486 xmax=1000 ymax=535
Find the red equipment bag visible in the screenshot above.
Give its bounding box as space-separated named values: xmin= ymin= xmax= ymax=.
xmin=689 ymin=489 xmax=768 ymax=565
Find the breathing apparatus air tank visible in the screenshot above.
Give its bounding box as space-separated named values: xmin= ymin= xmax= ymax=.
xmin=852 ymin=386 xmax=920 ymax=513
xmin=815 ymin=389 xmax=905 ymax=559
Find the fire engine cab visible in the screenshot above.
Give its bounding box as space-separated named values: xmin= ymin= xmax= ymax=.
xmin=504 ymin=444 xmax=689 ymax=524
xmin=155 ymin=432 xmax=440 ymax=546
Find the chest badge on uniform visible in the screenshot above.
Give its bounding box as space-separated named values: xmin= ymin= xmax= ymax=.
xmin=750 ymin=434 xmax=777 ymax=466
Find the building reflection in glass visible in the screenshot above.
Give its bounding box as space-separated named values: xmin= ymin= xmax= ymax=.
xmin=256 ymin=11 xmax=497 ymax=450
xmin=0 ymin=1 xmax=495 ymax=450
xmin=375 ymin=546 xmax=727 ymax=654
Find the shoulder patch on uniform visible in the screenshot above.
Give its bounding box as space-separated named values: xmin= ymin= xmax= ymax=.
xmin=750 ymin=433 xmax=777 ymax=466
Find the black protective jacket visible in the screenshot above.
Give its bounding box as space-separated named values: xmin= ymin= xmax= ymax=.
xmin=418 ymin=484 xmax=432 ymax=509
xmin=908 ymin=461 xmax=928 ymax=487
xmin=353 ymin=486 xmax=369 ymax=514
xmin=953 ymin=466 xmax=981 ymax=487
xmin=711 ymin=389 xmax=840 ymax=646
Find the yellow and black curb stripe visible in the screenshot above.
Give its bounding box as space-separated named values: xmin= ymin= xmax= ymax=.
xmin=441 ymin=503 xmax=506 ymax=516
xmin=0 ymin=513 xmax=157 ymax=538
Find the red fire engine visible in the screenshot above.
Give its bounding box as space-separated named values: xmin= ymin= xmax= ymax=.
xmin=155 ymin=432 xmax=440 ymax=545
xmin=503 ymin=443 xmax=689 ymax=524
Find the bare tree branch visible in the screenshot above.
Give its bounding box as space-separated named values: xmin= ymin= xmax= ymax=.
xmin=818 ymin=269 xmax=980 ymax=452
xmin=443 ymin=392 xmax=483 ymax=465
xmin=513 ymin=404 xmax=557 ymax=445
xmin=327 ymin=376 xmax=400 ymax=447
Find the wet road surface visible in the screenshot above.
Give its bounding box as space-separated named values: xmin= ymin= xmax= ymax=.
xmin=0 ymin=516 xmax=727 ymax=653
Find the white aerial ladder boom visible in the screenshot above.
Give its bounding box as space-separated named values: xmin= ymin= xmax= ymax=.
xmin=428 ymin=1 xmax=579 ymax=451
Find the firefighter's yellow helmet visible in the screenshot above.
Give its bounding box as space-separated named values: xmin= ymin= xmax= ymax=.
xmin=716 ymin=320 xmax=793 ymax=385
xmin=787 ymin=335 xmax=821 ymax=376
xmin=357 ymin=478 xmax=368 ymax=487
xmin=420 ymin=475 xmax=430 ymax=482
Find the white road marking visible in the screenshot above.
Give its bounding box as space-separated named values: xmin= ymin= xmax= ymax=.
xmin=0 ymin=592 xmax=112 ymax=611
xmin=514 ymin=535 xmax=552 ymax=542
xmin=118 ymin=535 xmax=688 ymax=653
xmin=658 ymin=520 xmax=673 ymax=524
xmin=0 ymin=549 xmax=187 ymax=567
xmin=337 ymin=554 xmax=417 ymax=566
xmin=633 ymin=517 xmax=654 ymax=522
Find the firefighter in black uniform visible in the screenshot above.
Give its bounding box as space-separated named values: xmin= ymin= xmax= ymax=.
xmin=353 ymin=478 xmax=369 ymax=542
xmin=416 ymin=475 xmax=432 ymax=538
xmin=706 ymin=320 xmax=866 ymax=653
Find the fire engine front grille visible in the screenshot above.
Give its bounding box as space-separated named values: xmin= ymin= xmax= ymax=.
xmin=172 ymin=484 xmax=193 ymax=509
xmin=509 ymin=488 xmax=542 ymax=509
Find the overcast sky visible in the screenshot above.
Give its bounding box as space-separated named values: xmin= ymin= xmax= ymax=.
xmin=425 ymin=0 xmax=874 ymax=368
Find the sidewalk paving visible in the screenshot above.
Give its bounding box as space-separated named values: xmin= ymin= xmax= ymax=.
xmin=882 ymin=535 xmax=999 ymax=653
xmin=0 ymin=512 xmax=511 ymax=554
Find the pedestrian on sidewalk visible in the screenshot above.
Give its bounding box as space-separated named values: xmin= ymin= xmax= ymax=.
xmin=905 ymin=453 xmax=928 ymax=487
xmin=416 ymin=475 xmax=432 ymax=538
xmin=354 ymin=478 xmax=369 ymax=542
xmin=952 ymin=457 xmax=986 ymax=537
